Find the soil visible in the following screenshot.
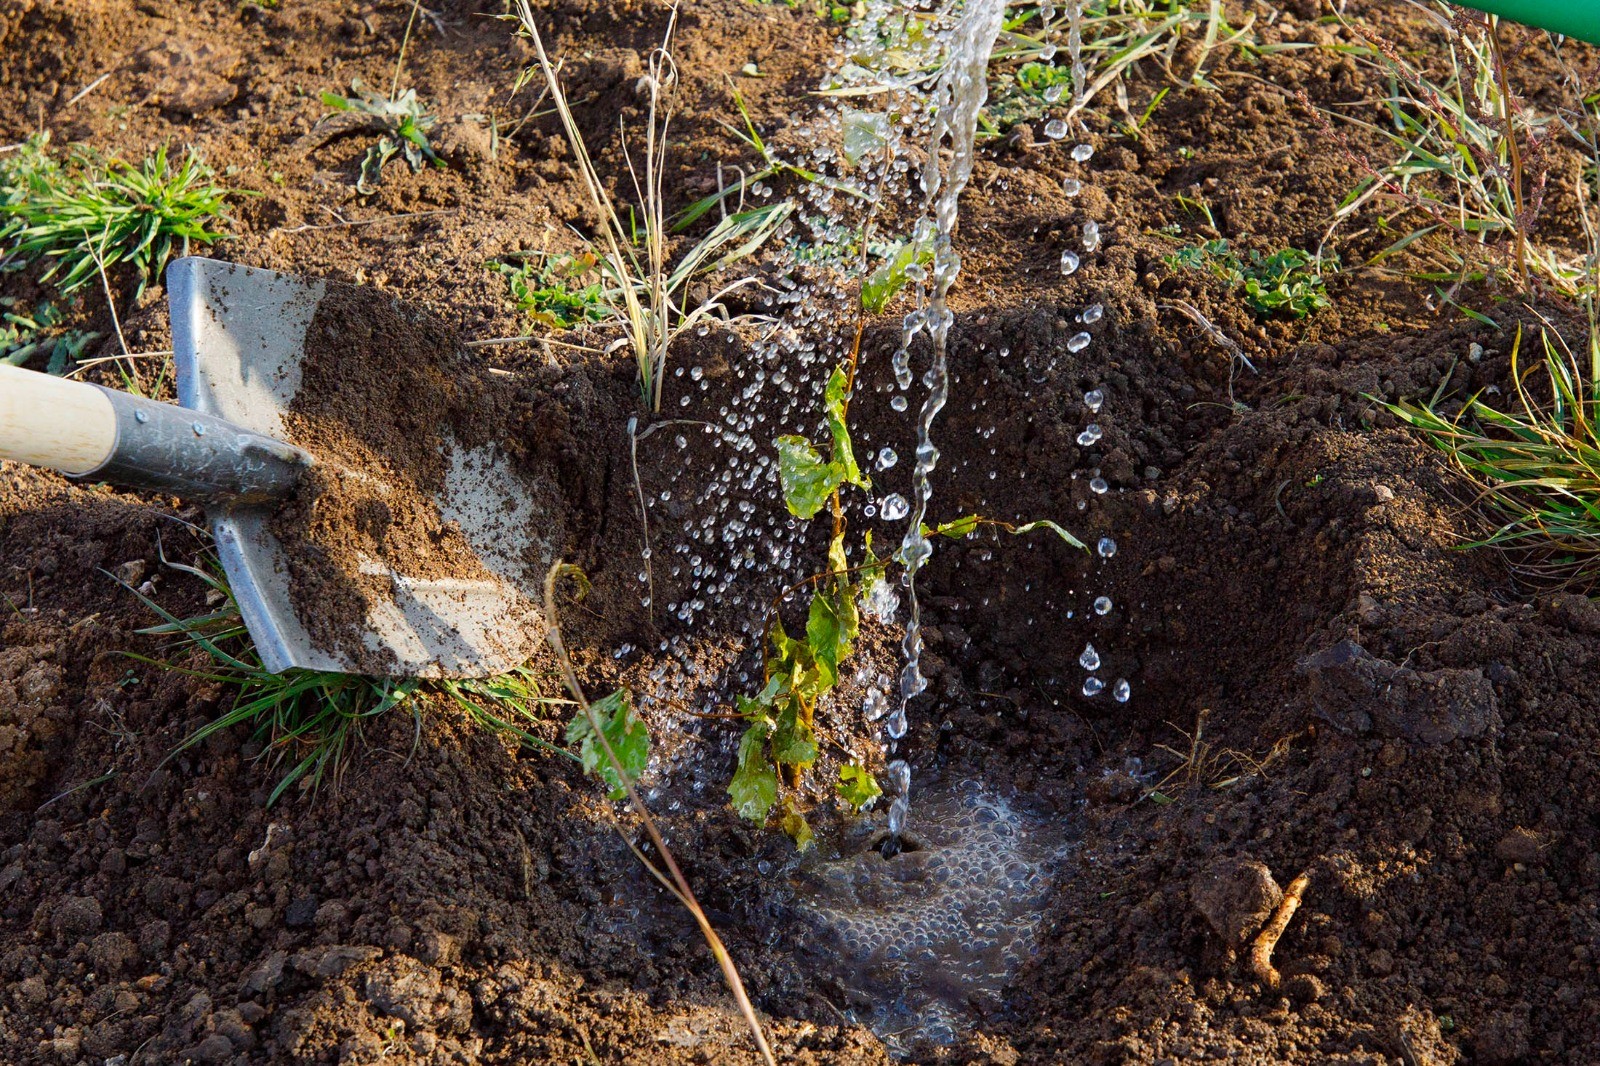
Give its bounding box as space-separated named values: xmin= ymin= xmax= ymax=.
xmin=3 ymin=1 xmax=1600 ymax=1065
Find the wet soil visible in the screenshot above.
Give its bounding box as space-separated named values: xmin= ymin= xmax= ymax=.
xmin=3 ymin=1 xmax=1600 ymax=1064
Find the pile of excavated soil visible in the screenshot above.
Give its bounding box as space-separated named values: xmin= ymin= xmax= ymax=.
xmin=2 ymin=1 xmax=1599 ymax=1064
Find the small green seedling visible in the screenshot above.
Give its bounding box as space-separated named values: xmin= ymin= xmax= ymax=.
xmin=1166 ymin=239 xmax=1333 ymax=319
xmin=321 ymin=81 xmax=444 ymax=194
xmin=1015 ymin=60 xmax=1073 ymax=97
xmin=1 ymin=297 xmax=98 ymax=372
xmin=493 ymin=251 xmax=609 ymax=328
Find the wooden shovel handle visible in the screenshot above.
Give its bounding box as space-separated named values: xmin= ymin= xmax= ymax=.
xmin=0 ymin=364 xmax=118 ymax=475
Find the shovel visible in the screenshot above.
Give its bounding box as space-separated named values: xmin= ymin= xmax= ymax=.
xmin=0 ymin=257 xmax=543 ymax=678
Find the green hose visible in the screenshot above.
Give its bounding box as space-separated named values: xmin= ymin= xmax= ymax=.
xmin=1451 ymin=1 xmax=1600 ymax=45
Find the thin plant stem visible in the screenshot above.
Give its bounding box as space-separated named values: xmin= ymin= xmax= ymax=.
xmin=542 ymin=564 xmax=776 ymax=1066
xmin=1487 ymin=17 xmax=1529 ymax=288
xmin=391 ymin=0 xmax=425 ymax=102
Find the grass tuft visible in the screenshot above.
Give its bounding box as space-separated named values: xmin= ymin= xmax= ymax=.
xmin=120 ymin=553 xmax=418 ymax=806
xmin=508 ymin=2 xmax=788 ymax=409
xmin=1 ymin=138 xmax=237 ymax=299
xmin=1386 ymin=322 xmax=1600 ymax=588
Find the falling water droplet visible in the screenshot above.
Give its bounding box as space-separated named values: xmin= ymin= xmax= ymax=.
xmin=1084 ymin=388 xmax=1104 ymax=412
xmin=1082 ymin=220 xmax=1101 ymax=252
xmin=1079 ymin=643 xmax=1100 ymax=671
xmin=876 ymin=447 xmax=899 ymax=470
xmin=1071 ymin=142 xmax=1094 ymax=163
xmin=1044 ymin=119 xmax=1068 ymax=140
xmin=1067 ymin=331 xmax=1091 ymax=353
xmin=1076 ymin=424 xmax=1102 ymax=446
xmin=880 ymin=493 xmax=910 ymax=521
xmin=1093 ymin=595 xmax=1113 ymax=615
xmin=1082 ymin=676 xmax=1105 ymax=697
xmin=1097 ymin=536 xmax=1117 ymax=558
xmin=1082 ymin=303 xmax=1103 ymax=324
xmin=887 ymin=795 xmax=909 ymax=834
xmin=1112 ymin=678 xmax=1131 ymax=703
xmin=890 ymin=394 xmax=909 ymax=412
xmin=1089 ymin=477 xmax=1108 ymax=494
xmin=1062 ymin=177 xmax=1082 ymax=197
xmin=1059 ymin=250 xmax=1080 ymax=276
xmin=886 ymin=706 xmax=908 ymax=740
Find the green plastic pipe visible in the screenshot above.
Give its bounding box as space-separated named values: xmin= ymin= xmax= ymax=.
xmin=1450 ymin=1 xmax=1600 ymax=45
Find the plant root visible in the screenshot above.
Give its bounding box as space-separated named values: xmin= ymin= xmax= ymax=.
xmin=1250 ymin=871 xmax=1310 ymax=990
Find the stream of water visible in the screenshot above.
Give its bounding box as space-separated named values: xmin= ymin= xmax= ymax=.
xmin=888 ymin=0 xmax=1008 ymax=841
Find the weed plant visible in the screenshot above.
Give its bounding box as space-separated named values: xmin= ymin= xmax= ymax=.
xmin=321 ymin=81 xmax=444 ymax=194
xmin=121 ymin=555 xmax=420 ymax=805
xmin=509 ymin=2 xmax=788 ymax=410
xmin=1 ymin=138 xmax=235 ymax=299
xmin=983 ymin=0 xmax=1288 ymax=132
xmin=125 ymin=553 xmax=580 ymax=804
xmin=1 ymin=296 xmax=98 ymax=371
xmin=1165 ymin=239 xmax=1334 ymax=318
xmin=1328 ymin=11 xmax=1586 ymax=295
xmin=492 ymin=252 xmax=610 ymax=328
xmin=1388 ymin=322 xmax=1600 ymax=589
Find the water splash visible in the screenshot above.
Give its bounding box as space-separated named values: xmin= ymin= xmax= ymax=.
xmin=893 ymin=0 xmax=1009 ymax=836
xmin=782 ymin=782 xmax=1068 ymax=1051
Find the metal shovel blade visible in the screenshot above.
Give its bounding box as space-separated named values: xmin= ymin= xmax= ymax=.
xmin=168 ymin=257 xmax=544 ymax=678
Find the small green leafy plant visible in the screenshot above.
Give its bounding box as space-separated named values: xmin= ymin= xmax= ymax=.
xmin=493 ymin=251 xmax=609 ymax=329
xmin=1166 ymin=239 xmax=1333 ymax=319
xmin=1 ymin=297 xmax=98 ymax=372
xmin=1 ymin=137 xmax=235 ymax=299
xmin=567 ymin=689 xmax=650 ymax=799
xmin=321 ymin=81 xmax=444 ymax=194
xmin=1015 ymin=60 xmax=1073 ymax=97
xmin=729 ymin=262 xmax=1086 ymax=844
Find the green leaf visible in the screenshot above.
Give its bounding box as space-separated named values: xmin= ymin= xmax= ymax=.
xmin=729 ymin=719 xmax=778 ymax=823
xmin=806 ymin=583 xmax=857 ymax=691
xmin=824 ymin=365 xmax=868 ymax=490
xmin=926 ymin=514 xmax=982 ymax=539
xmin=1012 ymin=519 xmax=1089 ymax=551
xmin=841 ymin=109 xmax=890 ymax=167
xmin=837 ymin=764 xmax=882 ymax=811
xmin=320 ymin=92 xmax=353 ymax=111
xmin=861 ymin=239 xmax=932 ymax=314
xmin=776 ymin=435 xmax=843 ymax=519
xmin=779 ymin=798 xmax=816 ymax=851
xmin=772 ymin=696 xmax=818 ymax=770
xmin=566 ymin=689 xmax=649 ymax=800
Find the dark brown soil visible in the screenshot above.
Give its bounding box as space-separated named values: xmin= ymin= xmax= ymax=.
xmin=271 ymin=283 xmax=498 ymax=669
xmin=3 ymin=1 xmax=1600 ymax=1064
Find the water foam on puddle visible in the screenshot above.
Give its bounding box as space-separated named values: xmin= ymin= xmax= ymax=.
xmin=781 ymin=782 xmax=1069 ymax=1051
